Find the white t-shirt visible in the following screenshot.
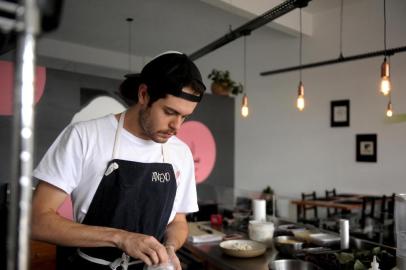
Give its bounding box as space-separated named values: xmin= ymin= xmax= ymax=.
xmin=33 ymin=114 xmax=198 ymax=223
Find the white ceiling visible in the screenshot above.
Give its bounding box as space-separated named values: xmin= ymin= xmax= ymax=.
xmin=42 ymin=0 xmax=365 ymax=60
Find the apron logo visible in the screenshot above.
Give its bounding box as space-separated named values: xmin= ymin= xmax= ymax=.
xmin=151 ymin=172 xmax=171 ymax=183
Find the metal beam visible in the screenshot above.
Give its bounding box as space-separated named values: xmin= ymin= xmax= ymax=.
xmin=260 ymin=45 xmax=406 ymax=76
xmin=189 ymin=0 xmax=311 ymax=61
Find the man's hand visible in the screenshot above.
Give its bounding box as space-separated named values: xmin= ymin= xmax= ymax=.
xmin=166 ymin=245 xmax=181 ymax=270
xmin=117 ymin=232 xmax=169 ymax=266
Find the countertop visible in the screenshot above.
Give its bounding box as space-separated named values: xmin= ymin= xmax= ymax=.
xmin=182 ymin=239 xmax=279 ymax=270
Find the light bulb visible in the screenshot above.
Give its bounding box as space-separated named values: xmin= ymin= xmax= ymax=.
xmin=296 ymin=81 xmax=305 ymax=111
xmin=241 ymin=105 xmax=249 ymax=117
xmin=380 ymin=76 xmax=391 ymax=96
xmin=386 ymin=101 xmax=393 ymax=117
xmin=380 ymin=58 xmax=391 ymax=95
xmin=241 ymin=94 xmax=249 ymax=117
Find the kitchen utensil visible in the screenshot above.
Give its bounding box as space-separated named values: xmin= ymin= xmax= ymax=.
xmin=273 ymin=236 xmax=304 ymax=255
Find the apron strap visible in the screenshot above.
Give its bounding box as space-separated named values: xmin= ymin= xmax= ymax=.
xmin=112 ymin=112 xmax=126 ymax=160
xmin=77 ymin=248 xmax=141 ymax=270
xmin=105 ymin=112 xmax=125 ymax=176
xmin=161 ymin=143 xmax=170 ymax=164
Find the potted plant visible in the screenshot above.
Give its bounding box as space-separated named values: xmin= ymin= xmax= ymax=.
xmin=208 ymin=69 xmax=243 ymax=96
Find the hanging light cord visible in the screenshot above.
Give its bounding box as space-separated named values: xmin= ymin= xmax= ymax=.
xmin=339 ymin=0 xmax=344 ymax=58
xmin=126 ymin=18 xmax=133 ymax=73
xmin=243 ymin=35 xmax=247 ymax=93
xmin=383 ymin=0 xmax=387 ymax=55
xmin=299 ymin=8 xmax=303 ymax=82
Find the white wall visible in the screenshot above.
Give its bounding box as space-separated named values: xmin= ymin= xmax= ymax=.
xmin=226 ymin=0 xmax=406 ymax=199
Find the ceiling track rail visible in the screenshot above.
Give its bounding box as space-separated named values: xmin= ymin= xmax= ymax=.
xmin=260 ymin=45 xmax=406 ymax=76
xmin=189 ymin=0 xmax=311 ymax=61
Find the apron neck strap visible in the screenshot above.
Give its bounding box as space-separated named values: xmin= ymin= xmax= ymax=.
xmin=162 ymin=143 xmax=170 ymax=163
xmin=112 ymin=112 xmax=125 ymax=160
xmin=112 ymin=111 xmax=170 ymax=163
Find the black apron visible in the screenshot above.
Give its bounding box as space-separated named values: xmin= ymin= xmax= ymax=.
xmin=57 ymin=112 xmax=177 ymax=270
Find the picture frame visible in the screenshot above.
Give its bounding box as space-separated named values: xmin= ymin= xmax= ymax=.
xmin=331 ymin=100 xmax=350 ymax=127
xmin=356 ymin=134 xmax=377 ymax=162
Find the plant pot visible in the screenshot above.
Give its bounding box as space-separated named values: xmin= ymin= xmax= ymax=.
xmin=211 ymin=82 xmax=230 ymax=96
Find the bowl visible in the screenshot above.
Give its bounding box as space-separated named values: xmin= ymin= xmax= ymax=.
xmin=219 ymin=239 xmax=267 ymax=258
xmin=273 ymin=236 xmax=304 ymax=255
xmin=248 ymin=220 xmax=274 ymax=247
xmin=269 ymin=259 xmax=321 ymax=270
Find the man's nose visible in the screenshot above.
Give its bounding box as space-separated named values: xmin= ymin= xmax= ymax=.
xmin=169 ymin=116 xmax=183 ymax=131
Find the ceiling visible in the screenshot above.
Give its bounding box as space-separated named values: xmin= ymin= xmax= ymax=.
xmin=41 ymin=0 xmax=365 ymax=60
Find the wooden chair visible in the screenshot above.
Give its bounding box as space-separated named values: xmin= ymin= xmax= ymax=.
xmin=325 ymin=188 xmax=338 ymax=218
xmin=378 ymin=193 xmax=396 ymax=244
xmin=379 ymin=193 xmax=395 ymax=223
xmin=354 ymin=194 xmax=395 ymax=244
xmin=359 ymin=196 xmax=378 ymax=230
xmin=297 ymin=191 xmax=319 ymax=227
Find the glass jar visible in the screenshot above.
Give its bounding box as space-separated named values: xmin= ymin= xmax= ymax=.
xmin=248 ymin=220 xmax=274 ymax=247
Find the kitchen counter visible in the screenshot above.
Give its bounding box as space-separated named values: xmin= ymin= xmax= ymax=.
xmin=180 ymin=221 xmax=282 ymax=270
xmin=180 ymin=221 xmax=398 ymax=270
xmin=181 ymin=239 xmax=279 ymax=270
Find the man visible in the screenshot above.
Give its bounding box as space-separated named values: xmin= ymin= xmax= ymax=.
xmin=31 ymin=51 xmax=206 ymax=270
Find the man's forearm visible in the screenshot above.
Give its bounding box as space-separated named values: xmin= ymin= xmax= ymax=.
xmin=32 ymin=210 xmax=125 ymax=248
xmin=164 ymin=215 xmax=188 ymax=250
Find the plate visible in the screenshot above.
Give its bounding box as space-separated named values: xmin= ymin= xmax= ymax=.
xmin=219 ymin=239 xmax=266 ymax=258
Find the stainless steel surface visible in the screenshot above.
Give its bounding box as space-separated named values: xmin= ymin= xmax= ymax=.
xmin=339 ymin=219 xmax=349 ymax=249
xmin=308 ymin=233 xmax=340 ymax=247
xmin=396 ymin=194 xmax=406 ymax=265
xmin=7 ymin=0 xmax=40 ymax=270
xmin=269 ymin=259 xmax=320 ymax=270
xmin=397 ymin=256 xmax=406 ymax=270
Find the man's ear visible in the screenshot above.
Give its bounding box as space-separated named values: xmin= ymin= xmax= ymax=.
xmin=138 ymin=84 xmax=149 ymax=105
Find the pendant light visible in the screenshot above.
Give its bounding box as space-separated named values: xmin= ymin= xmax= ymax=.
xmin=379 ymin=0 xmax=391 ymax=96
xmin=126 ymin=18 xmax=134 ymax=73
xmin=241 ymin=35 xmax=249 ymax=118
xmin=386 ymin=93 xmax=393 ymax=117
xmin=296 ymin=8 xmax=305 ymax=111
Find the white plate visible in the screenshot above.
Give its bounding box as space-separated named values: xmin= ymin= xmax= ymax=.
xmin=219 ymin=239 xmax=266 ymax=258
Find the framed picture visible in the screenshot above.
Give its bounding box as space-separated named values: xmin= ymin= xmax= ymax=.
xmin=331 ymin=100 xmax=350 ymax=127
xmin=356 ymin=134 xmax=377 ymax=162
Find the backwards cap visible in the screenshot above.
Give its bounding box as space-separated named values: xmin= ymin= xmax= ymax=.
xmin=121 ymin=51 xmax=206 ymax=104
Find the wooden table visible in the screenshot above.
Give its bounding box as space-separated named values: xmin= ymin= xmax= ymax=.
xmin=291 ymin=194 xmax=372 ymax=224
xmin=291 ymin=195 xmax=365 ymax=211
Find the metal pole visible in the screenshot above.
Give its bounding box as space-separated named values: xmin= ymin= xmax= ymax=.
xmin=7 ymin=0 xmax=40 ymax=269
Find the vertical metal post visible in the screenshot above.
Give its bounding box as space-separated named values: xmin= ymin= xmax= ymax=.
xmin=7 ymin=0 xmax=40 ymax=269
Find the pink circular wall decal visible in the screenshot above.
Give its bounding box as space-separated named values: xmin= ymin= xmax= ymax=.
xmin=177 ymin=121 xmax=216 ymax=183
xmin=0 ymin=60 xmax=46 ymax=116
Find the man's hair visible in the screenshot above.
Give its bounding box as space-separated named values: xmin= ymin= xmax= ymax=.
xmin=119 ymin=51 xmax=206 ymax=106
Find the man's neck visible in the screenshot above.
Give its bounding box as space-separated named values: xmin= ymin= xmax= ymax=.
xmin=116 ymin=106 xmax=149 ymax=140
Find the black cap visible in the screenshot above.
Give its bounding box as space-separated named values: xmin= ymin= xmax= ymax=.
xmin=121 ymin=51 xmax=206 ymax=104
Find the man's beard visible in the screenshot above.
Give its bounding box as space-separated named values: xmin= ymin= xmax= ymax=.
xmin=138 ymin=107 xmax=172 ymax=143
